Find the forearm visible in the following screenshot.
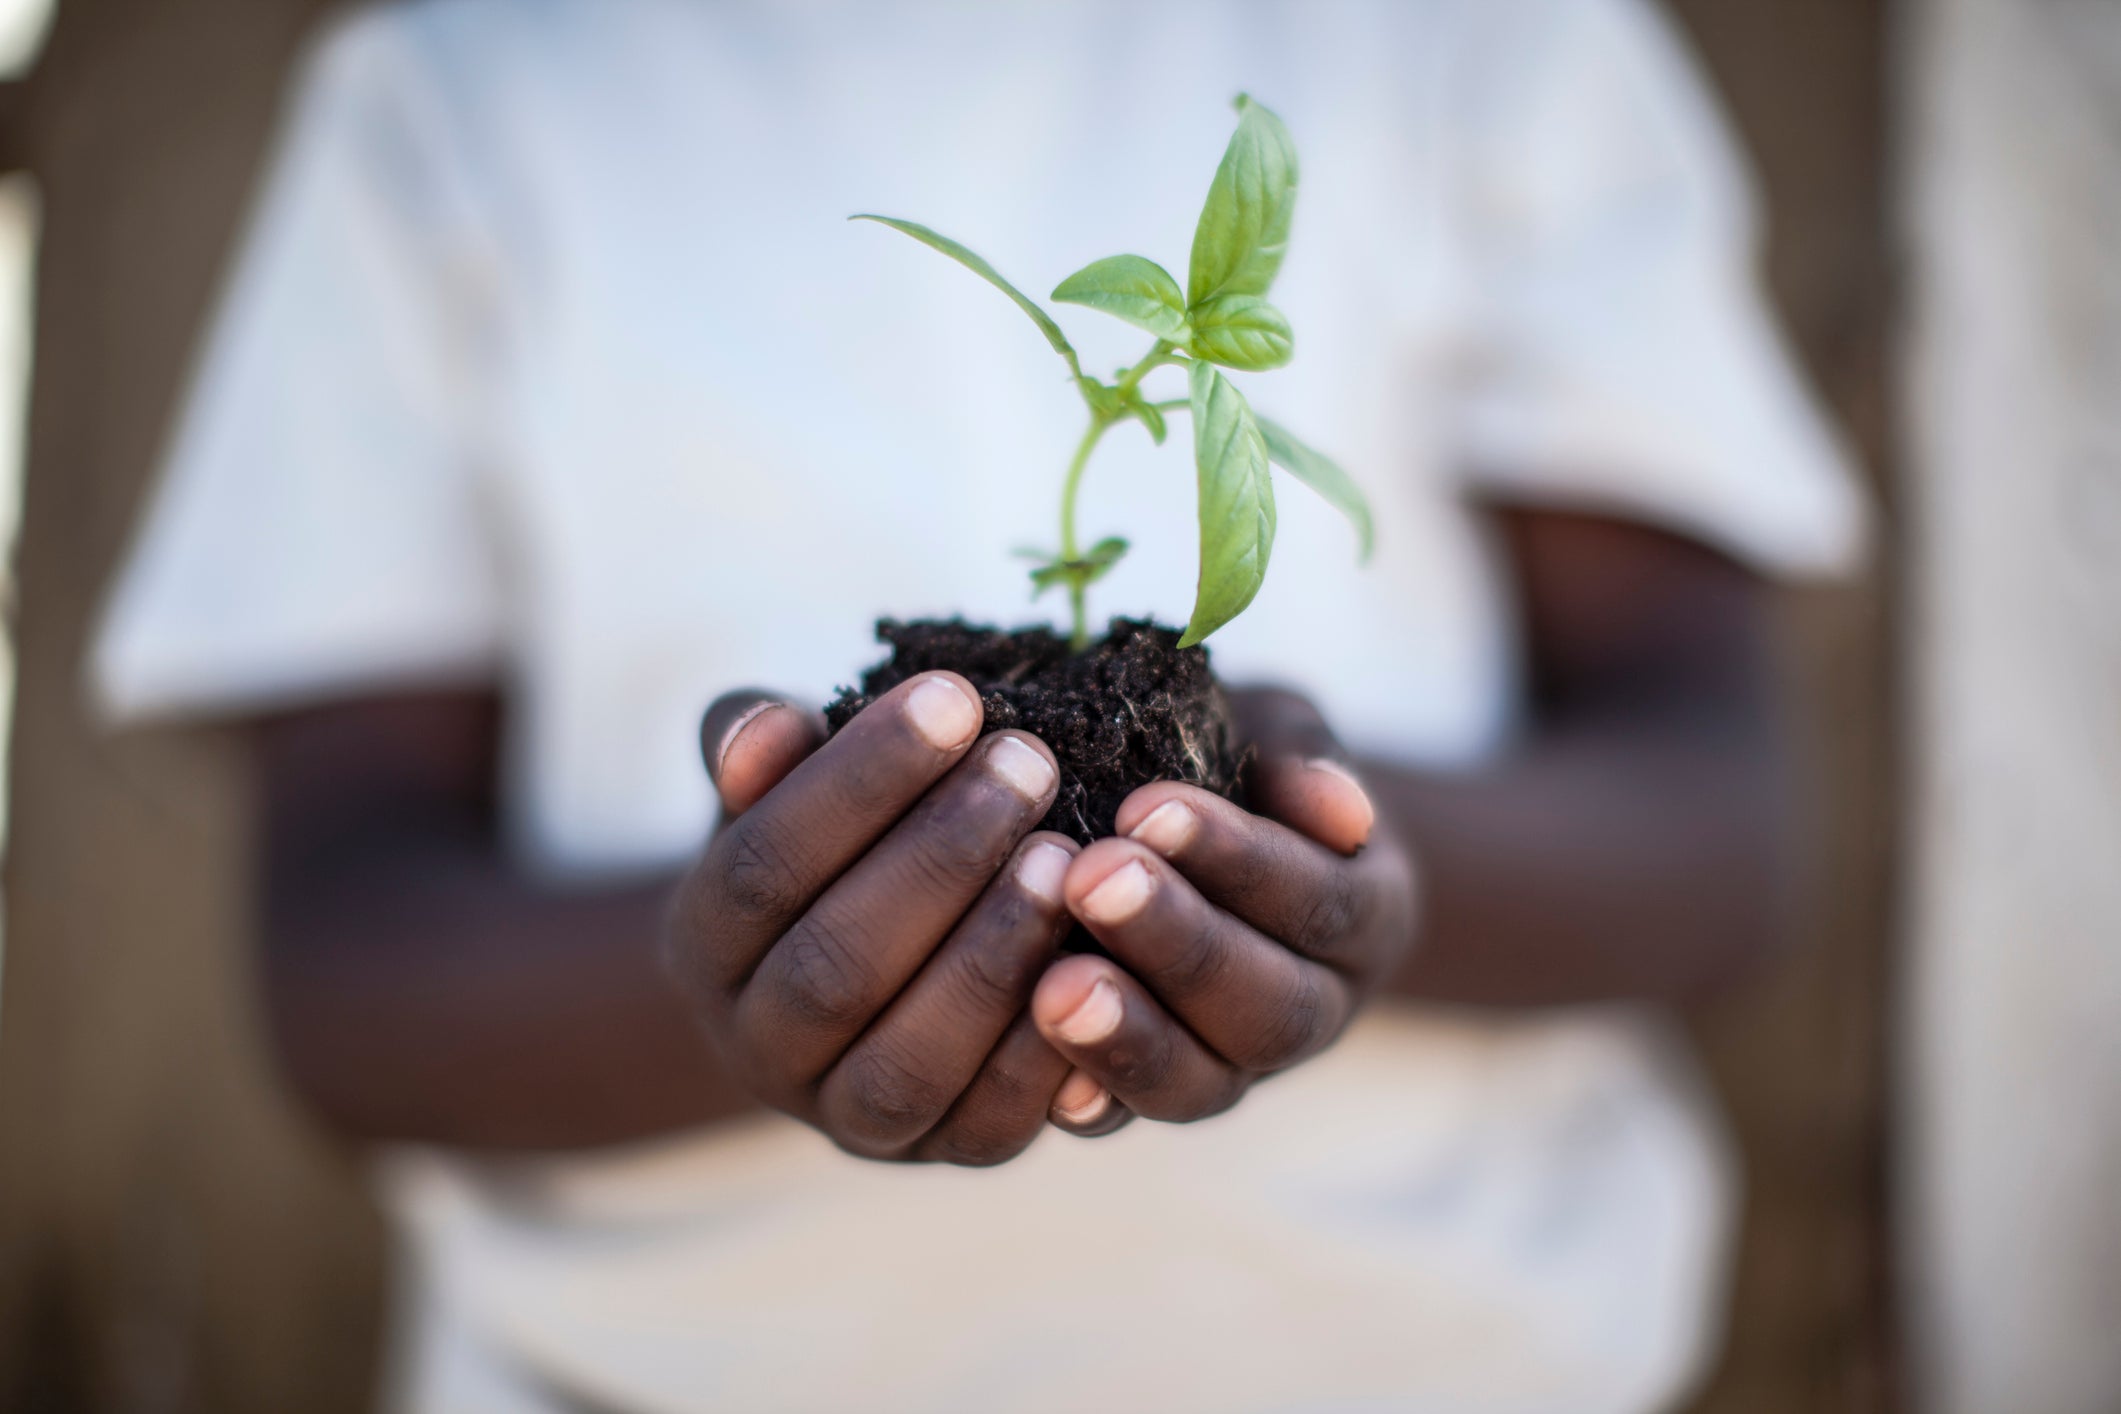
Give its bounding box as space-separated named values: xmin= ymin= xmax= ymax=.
xmin=263 ymin=836 xmax=752 ymax=1151
xmin=1364 ymin=702 xmax=1796 ymax=1007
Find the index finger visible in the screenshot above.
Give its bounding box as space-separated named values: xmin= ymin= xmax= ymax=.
xmin=673 ymin=672 xmax=984 ymax=992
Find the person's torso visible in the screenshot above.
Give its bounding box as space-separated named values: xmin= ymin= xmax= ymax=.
xmin=364 ymin=10 xmax=1730 ymax=1413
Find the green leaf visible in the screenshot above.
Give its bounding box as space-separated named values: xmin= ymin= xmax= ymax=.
xmin=1123 ymin=392 xmax=1168 ymax=444
xmin=1186 ymin=95 xmax=1299 ymax=308
xmin=1052 ymin=255 xmax=1191 ymax=342
xmin=1186 ymin=294 xmax=1293 ymax=371
xmin=851 ymin=214 xmax=1081 ymax=378
xmin=1083 ymin=535 xmax=1131 ymax=575
xmin=1179 ymin=361 xmax=1276 ymax=647
xmin=1258 ymin=416 xmax=1374 ymax=560
xmin=1026 ymin=536 xmax=1130 ymax=596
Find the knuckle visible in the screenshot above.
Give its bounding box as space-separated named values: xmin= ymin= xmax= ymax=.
xmin=718 ymin=818 xmax=811 ymax=926
xmin=1243 ymin=970 xmax=1327 ymax=1071
xmin=768 ymin=926 xmax=877 ymax=1033
xmin=900 ymin=799 xmax=1017 ymax=900
xmin=906 ymin=834 xmax=1007 ymax=900
xmin=1149 ymin=911 xmax=1233 ymax=1002
xmin=930 ymin=1118 xmax=1032 ymax=1168
xmin=1289 ymin=871 xmax=1363 ymax=959
xmin=949 ymin=931 xmax=1042 ymax=1014
xmin=1235 ymin=828 xmax=1306 ymax=903
xmin=972 ymin=1045 xmax=1047 ymax=1112
xmin=834 ymin=1043 xmax=951 ymax=1146
xmin=827 ymin=758 xmax=903 ymax=822
xmin=1098 ymin=1027 xmax=1175 ymax=1097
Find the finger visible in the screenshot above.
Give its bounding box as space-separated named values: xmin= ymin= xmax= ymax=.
xmin=700 ymin=691 xmax=828 ymax=816
xmin=914 ymin=1014 xmax=1075 ymax=1167
xmin=1046 ymin=1067 xmax=1134 ymax=1138
xmin=1223 ymin=687 xmax=1375 ymax=856
xmin=1061 ymin=840 xmax=1352 ymax=1071
xmin=1113 ymin=783 xmax=1381 ymax=968
xmin=673 ymin=672 xmax=984 ymax=994
xmin=736 ymin=731 xmax=1060 ymax=1087
xmin=1243 ymin=755 xmax=1376 ymax=857
xmin=1030 ymin=955 xmax=1247 ymax=1123
xmin=819 ymin=833 xmax=1077 ymax=1154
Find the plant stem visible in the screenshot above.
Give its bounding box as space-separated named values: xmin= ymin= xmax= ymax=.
xmin=1057 ymin=338 xmax=1180 ymax=652
xmin=1116 ymin=340 xmax=1177 ymax=399
xmin=1058 ymin=414 xmax=1109 ymax=651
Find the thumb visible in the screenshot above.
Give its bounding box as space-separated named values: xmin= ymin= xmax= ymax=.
xmin=1228 ymin=686 xmax=1375 ymax=856
xmin=1246 ymin=754 xmax=1376 ymax=857
xmin=699 ymin=690 xmax=827 ymax=817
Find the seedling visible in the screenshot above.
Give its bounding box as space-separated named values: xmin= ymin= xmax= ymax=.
xmin=854 ymin=94 xmax=1372 ymax=652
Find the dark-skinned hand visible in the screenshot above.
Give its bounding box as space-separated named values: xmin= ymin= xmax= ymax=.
xmin=664 ymin=678 xmax=1418 ymax=1164
xmin=1027 ymin=687 xmax=1420 ymax=1135
xmin=665 ymin=672 xmax=1083 ymax=1166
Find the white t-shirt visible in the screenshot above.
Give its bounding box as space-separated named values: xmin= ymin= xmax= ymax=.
xmin=92 ymin=2 xmax=1863 ymax=1411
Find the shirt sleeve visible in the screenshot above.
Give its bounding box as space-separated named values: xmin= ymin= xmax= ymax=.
xmin=1446 ymin=0 xmax=1867 ymax=576
xmin=90 ymin=7 xmax=508 ymax=723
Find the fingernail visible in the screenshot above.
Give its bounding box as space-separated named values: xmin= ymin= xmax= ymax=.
xmin=1307 ymin=757 xmax=1376 ymax=844
xmin=905 ymin=676 xmax=979 ymax=751
xmin=1079 ymin=859 xmax=1154 ymax=926
xmin=1016 ymin=841 xmax=1072 ymax=905
xmin=714 ymin=701 xmax=781 ymax=781
xmin=1128 ymin=800 xmax=1197 ymax=856
xmin=987 ymin=735 xmax=1056 ymax=801
xmin=1052 ymin=1069 xmax=1110 ymax=1125
xmin=1056 ymin=977 xmax=1125 ymax=1046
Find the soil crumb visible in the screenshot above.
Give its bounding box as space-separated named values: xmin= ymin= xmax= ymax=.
xmin=825 ymin=617 xmax=1241 ymax=843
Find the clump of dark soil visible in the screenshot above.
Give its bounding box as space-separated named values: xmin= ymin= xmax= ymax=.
xmin=825 ymin=618 xmax=1242 ymax=843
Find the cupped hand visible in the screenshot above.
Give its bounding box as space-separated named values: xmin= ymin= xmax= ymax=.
xmin=1033 ymin=688 xmax=1420 ymax=1133
xmin=664 ymin=675 xmax=1082 ymax=1166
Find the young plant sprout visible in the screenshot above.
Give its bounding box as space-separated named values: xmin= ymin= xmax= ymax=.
xmin=854 ymin=94 xmax=1372 ymax=653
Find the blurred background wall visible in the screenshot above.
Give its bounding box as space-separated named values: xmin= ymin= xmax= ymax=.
xmin=0 ymin=5 xmax=383 ymax=1412
xmin=1901 ymin=0 xmax=2121 ymax=1407
xmin=1670 ymin=5 xmax=1901 ymax=1410
xmin=0 ymin=2 xmax=1898 ymax=1411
